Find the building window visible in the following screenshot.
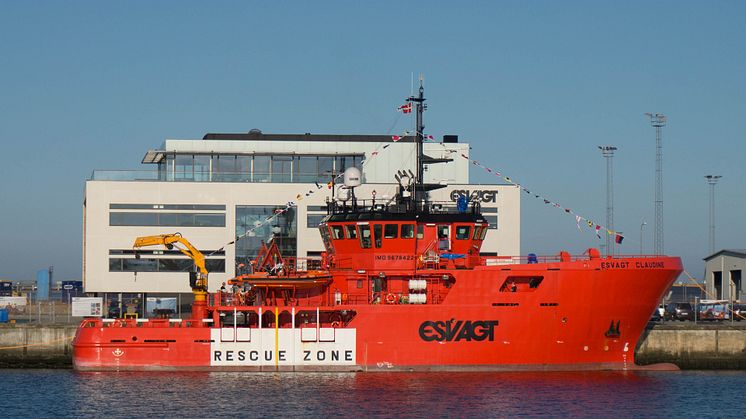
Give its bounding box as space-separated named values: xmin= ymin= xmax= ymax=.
xmin=235 ymin=205 xmax=297 ymax=266
xmin=307 ymin=214 xmax=325 ymax=228
xmin=109 ymin=258 xmax=225 ymax=273
xmin=166 ymin=153 xmax=363 ymax=183
xmin=318 ymin=157 xmax=334 ymax=177
xmin=271 ymin=156 xmax=293 ymax=183
xmin=296 ymin=156 xmax=319 ymax=183
xmin=253 ymin=156 xmax=270 ymax=182
xmin=110 ymin=212 xmax=225 ymax=227
xmin=214 ymin=155 xmax=237 ymax=182
xmin=110 ymin=204 xmax=226 ymax=210
xmin=175 ymin=154 xmax=193 ymax=181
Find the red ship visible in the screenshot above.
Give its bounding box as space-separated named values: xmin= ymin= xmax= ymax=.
xmin=73 ymin=85 xmax=682 ymax=371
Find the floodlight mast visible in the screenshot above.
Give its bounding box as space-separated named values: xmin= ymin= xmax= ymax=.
xmin=705 ymin=175 xmax=722 ymax=254
xmin=598 ymin=146 xmax=618 ymax=256
xmin=646 ymin=113 xmax=666 ymax=255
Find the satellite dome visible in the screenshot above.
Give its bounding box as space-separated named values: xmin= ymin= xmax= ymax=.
xmin=343 ymin=167 xmax=362 ymax=188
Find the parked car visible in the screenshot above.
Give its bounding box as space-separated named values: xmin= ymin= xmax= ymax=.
xmin=664 ymin=302 xmax=694 ymax=321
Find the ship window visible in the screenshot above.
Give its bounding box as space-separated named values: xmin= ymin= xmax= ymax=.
xmin=473 ymin=226 xmax=483 ymax=240
xmin=345 ymin=224 xmax=357 ymax=239
xmin=480 ymin=227 xmax=488 ymax=240
xmin=320 ymin=226 xmax=332 ymax=250
xmin=358 ymin=225 xmax=372 ymax=248
xmin=374 ymin=224 xmax=383 ymax=248
xmin=330 ymin=225 xmax=345 ymax=240
xmin=455 ymin=226 xmax=471 ymax=240
xmin=401 ymin=224 xmax=415 ymax=239
xmin=416 ymin=225 xmax=424 ymax=239
xmin=384 ymin=224 xmax=398 ymax=239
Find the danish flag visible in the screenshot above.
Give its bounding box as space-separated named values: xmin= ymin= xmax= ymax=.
xmin=397 ymin=103 xmax=412 ymax=114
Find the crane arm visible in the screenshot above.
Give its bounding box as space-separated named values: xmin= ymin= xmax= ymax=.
xmin=133 ymin=233 xmax=207 ymax=275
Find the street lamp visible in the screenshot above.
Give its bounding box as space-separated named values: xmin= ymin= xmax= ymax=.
xmin=705 ymin=175 xmax=722 ymax=254
xmin=640 ymin=221 xmax=647 ymax=255
xmin=646 ymin=112 xmax=666 ymax=255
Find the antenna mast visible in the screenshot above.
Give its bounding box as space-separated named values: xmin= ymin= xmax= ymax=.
xmin=407 ymin=75 xmax=426 ymax=204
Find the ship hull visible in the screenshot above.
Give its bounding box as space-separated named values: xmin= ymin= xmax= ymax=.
xmin=73 ymin=256 xmax=682 ymax=371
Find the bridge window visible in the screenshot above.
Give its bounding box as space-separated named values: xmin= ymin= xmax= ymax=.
xmin=358 ymin=225 xmax=371 ymax=248
xmin=330 ymin=225 xmax=345 ymax=240
xmin=401 ymin=224 xmax=415 ymax=239
xmin=374 ymin=224 xmax=383 ymax=248
xmin=473 ymin=226 xmax=483 ymax=240
xmin=455 ymin=226 xmax=471 ymax=240
xmin=384 ymin=224 xmax=398 ymax=239
xmin=345 ymin=224 xmax=357 ymax=239
xmin=417 ymin=225 xmax=424 ymax=239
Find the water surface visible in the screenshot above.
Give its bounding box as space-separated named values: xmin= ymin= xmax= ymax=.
xmin=1 ymin=370 xmax=743 ymax=417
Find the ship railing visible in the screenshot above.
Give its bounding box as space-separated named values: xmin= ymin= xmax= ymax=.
xmin=480 ymin=252 xmax=670 ymax=266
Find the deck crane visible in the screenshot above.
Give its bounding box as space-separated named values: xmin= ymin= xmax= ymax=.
xmin=133 ymin=233 xmax=209 ymax=320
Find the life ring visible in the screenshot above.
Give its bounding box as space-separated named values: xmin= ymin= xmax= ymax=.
xmin=385 ymin=293 xmax=397 ymax=304
xmin=331 ymin=320 xmax=342 ymax=328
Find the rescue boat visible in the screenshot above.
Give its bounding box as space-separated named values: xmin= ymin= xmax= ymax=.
xmin=72 ymin=83 xmax=682 ymax=371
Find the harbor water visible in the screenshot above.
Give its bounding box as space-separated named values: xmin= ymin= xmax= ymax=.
xmin=1 ymin=370 xmax=745 ymax=417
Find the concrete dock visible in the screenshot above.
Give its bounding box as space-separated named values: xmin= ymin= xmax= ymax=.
xmin=1 ymin=322 xmax=745 ymax=368
xmin=0 ymin=324 xmax=77 ymax=368
xmin=636 ymin=322 xmax=746 ymax=369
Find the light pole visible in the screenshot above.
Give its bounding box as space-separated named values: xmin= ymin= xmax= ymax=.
xmin=705 ymin=175 xmax=722 ymax=255
xmin=646 ymin=113 xmax=666 ymax=255
xmin=640 ymin=220 xmax=647 ymax=255
xmin=599 ymin=145 xmax=618 ymax=256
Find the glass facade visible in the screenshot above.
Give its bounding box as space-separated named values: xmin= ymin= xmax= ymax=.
xmin=158 ymin=153 xmax=363 ymax=183
xmin=235 ymin=205 xmax=297 ymax=267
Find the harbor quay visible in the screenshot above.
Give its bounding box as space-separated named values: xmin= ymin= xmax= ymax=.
xmin=2 ymin=322 xmax=745 ymax=369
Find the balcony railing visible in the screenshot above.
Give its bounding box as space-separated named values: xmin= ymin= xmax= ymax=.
xmin=90 ymin=170 xmax=339 ymax=183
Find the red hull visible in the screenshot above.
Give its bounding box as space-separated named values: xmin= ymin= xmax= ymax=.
xmin=73 ymin=256 xmax=681 ymax=371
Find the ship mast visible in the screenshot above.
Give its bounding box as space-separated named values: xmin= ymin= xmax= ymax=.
xmin=407 ymin=76 xmax=427 ymax=206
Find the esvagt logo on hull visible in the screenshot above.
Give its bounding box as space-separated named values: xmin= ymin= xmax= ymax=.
xmin=419 ymin=319 xmax=499 ymax=342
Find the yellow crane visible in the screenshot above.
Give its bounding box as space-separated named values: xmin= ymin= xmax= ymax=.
xmin=133 ymin=233 xmax=209 ymax=320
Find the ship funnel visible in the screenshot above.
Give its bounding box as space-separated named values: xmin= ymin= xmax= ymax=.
xmin=344 ymin=167 xmax=362 ymax=188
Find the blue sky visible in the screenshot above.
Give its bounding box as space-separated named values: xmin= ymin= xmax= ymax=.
xmin=1 ymin=1 xmax=744 ymax=283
